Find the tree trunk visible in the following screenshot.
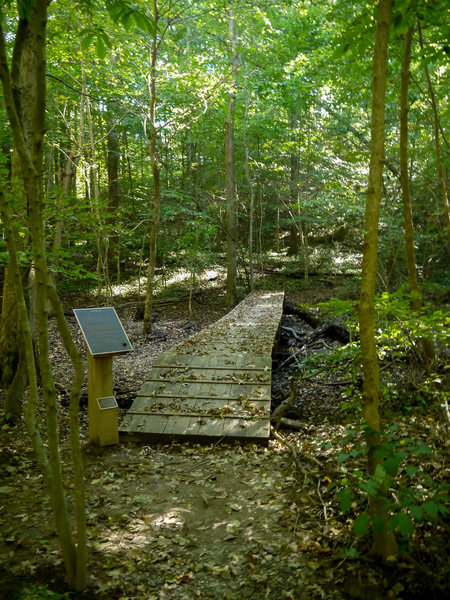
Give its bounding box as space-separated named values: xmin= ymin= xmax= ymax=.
xmin=1 ymin=267 xmax=28 ymax=423
xmin=242 ymin=70 xmax=255 ymax=291
xmin=400 ymin=26 xmax=435 ymax=365
xmin=417 ymin=23 xmax=450 ymax=255
xmin=123 ymin=131 xmax=136 ymax=215
xmin=107 ymin=128 xmax=120 ymax=281
xmin=358 ymin=0 xmax=397 ymax=558
xmin=225 ymin=2 xmax=238 ymax=309
xmin=0 ymin=3 xmax=39 ymax=417
xmin=0 ymin=2 xmax=87 ymax=588
xmin=288 ymin=113 xmax=300 ymax=257
xmin=81 ymin=59 xmax=107 ymax=297
xmin=51 ymin=150 xmax=80 ymax=285
xmin=400 ymin=27 xmax=421 ymax=310
xmin=143 ymin=1 xmax=162 ymax=334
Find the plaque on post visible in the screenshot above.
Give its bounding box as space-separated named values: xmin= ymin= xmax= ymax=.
xmin=74 ymin=308 xmax=132 ymax=446
xmin=73 ymin=307 xmax=132 ymax=357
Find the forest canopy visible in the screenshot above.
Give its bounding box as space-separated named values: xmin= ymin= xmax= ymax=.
xmin=1 ymin=0 xmax=448 ymax=294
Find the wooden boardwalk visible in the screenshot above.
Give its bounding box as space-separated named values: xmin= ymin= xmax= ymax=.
xmin=119 ymin=290 xmax=284 ymax=444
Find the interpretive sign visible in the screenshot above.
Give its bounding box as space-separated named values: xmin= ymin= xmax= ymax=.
xmin=98 ymin=396 xmax=118 ymax=410
xmin=73 ymin=307 xmax=131 ymax=445
xmin=73 ymin=307 xmax=132 ymax=357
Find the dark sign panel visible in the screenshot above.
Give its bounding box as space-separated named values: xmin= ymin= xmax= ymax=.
xmin=74 ymin=307 xmax=133 ymax=357
xmin=97 ymin=396 xmax=118 ymax=410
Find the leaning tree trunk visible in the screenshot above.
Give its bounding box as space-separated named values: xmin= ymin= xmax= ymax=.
xmin=0 ymin=10 xmax=38 ymax=418
xmin=358 ymin=0 xmax=397 ymax=558
xmin=0 ymin=1 xmax=87 ymax=588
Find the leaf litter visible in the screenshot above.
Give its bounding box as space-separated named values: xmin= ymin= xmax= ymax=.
xmin=0 ymin=286 xmax=448 ymax=599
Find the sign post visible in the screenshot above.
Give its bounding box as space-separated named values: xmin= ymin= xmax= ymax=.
xmin=74 ymin=307 xmax=132 ymax=446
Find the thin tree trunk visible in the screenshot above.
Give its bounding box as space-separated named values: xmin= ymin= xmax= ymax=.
xmin=400 ymin=27 xmax=421 ymax=310
xmin=243 ymin=71 xmax=254 ymax=291
xmin=0 ymin=3 xmax=87 ymax=587
xmin=225 ymin=2 xmax=238 ymax=309
xmin=400 ymin=26 xmax=435 ymax=365
xmin=143 ymin=1 xmax=162 ymax=334
xmin=123 ymin=131 xmax=136 ymax=215
xmin=51 ymin=150 xmax=80 ymax=285
xmin=358 ymin=0 xmax=397 ymax=558
xmin=417 ymin=23 xmax=450 ymax=254
xmin=107 ymin=128 xmax=120 ymax=281
xmin=81 ymin=60 xmax=107 ymax=297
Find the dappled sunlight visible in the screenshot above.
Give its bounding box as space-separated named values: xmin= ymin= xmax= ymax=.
xmin=103 ymin=267 xmax=225 ymax=301
xmin=162 ymin=268 xmax=221 ymax=288
xmin=151 ymin=509 xmax=188 ymax=529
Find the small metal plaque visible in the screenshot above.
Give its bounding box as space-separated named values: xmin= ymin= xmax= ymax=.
xmin=74 ymin=307 xmax=132 ymax=357
xmin=97 ymin=396 xmax=118 ymax=410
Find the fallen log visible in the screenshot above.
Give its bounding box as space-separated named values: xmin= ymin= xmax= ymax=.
xmin=283 ymin=301 xmax=321 ymax=327
xmin=307 ymin=318 xmax=351 ymax=344
xmin=114 ymin=294 xmax=199 ymax=311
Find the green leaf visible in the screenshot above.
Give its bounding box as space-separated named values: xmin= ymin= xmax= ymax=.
xmin=384 ymin=453 xmax=404 ymax=476
xmin=372 ymin=513 xmax=384 ymax=534
xmin=337 ymin=488 xmax=353 ymax=513
xmin=337 ymin=452 xmax=349 ymax=463
xmin=423 ymin=501 xmax=438 ymax=520
xmin=346 ymin=547 xmax=359 ymax=558
xmin=388 ymin=513 xmax=414 ymax=538
xmin=81 ymin=32 xmax=95 ymax=52
xmin=409 ymin=505 xmax=423 ymax=521
xmin=374 ymin=463 xmax=387 ymax=482
xmin=405 ymin=465 xmax=418 ymax=478
xmin=353 ymin=513 xmax=369 ymax=537
xmin=96 ymin=36 xmax=107 ymax=60
xmin=360 ymin=479 xmax=379 ymax=499
xmin=411 ymin=445 xmax=431 ymax=455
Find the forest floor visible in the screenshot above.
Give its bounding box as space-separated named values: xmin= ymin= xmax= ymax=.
xmin=0 ymin=273 xmax=449 ymax=600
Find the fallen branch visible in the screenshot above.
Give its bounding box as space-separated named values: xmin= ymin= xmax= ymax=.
xmin=283 ymin=301 xmax=321 ymax=327
xmin=276 ymin=417 xmax=304 ymax=431
xmin=281 ymin=326 xmax=306 ymax=342
xmin=271 ymin=379 xmax=295 ymax=433
xmin=271 ymin=428 xmax=308 ymax=479
xmin=114 ymin=293 xmax=200 ymax=311
xmin=317 ymin=478 xmax=329 ymax=522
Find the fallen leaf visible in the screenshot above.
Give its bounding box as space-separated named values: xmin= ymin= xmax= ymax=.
xmin=176 ymin=571 xmax=194 ymax=584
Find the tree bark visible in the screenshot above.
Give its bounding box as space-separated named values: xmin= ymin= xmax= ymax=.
xmin=225 ymin=2 xmax=238 ymax=309
xmin=243 ymin=70 xmax=255 ymax=291
xmin=107 ymin=128 xmax=120 ymax=281
xmin=400 ymin=27 xmax=421 ymax=311
xmin=400 ymin=26 xmax=435 ymax=365
xmin=358 ymin=0 xmax=397 ymax=558
xmin=143 ymin=1 xmax=162 ymax=334
xmin=417 ymin=23 xmax=450 ymax=255
xmin=0 ymin=2 xmax=87 ymax=588
xmin=0 ymin=6 xmax=37 ymax=414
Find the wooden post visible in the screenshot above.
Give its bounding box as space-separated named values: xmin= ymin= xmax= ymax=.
xmin=87 ymin=351 xmax=118 ymax=446
xmin=74 ymin=307 xmax=132 ymax=446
